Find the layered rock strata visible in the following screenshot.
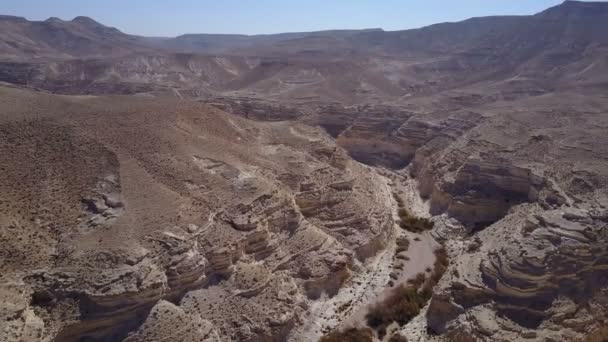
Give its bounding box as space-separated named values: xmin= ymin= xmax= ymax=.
xmin=0 ymin=86 xmax=393 ymax=342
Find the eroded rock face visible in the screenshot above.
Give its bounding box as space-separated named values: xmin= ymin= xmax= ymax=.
xmin=333 ymin=106 xmax=414 ymax=169
xmin=480 ymin=208 xmax=608 ymax=330
xmin=124 ymin=300 xmax=220 ymax=342
xmin=417 ymin=157 xmax=545 ymax=229
xmin=329 ymin=106 xmax=481 ymax=171
xmin=394 ymin=93 xmax=608 ymax=340
xmin=425 ymin=203 xmax=608 ymax=340
xmin=0 ymin=87 xmax=393 ymax=342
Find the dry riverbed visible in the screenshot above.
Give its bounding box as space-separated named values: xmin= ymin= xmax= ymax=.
xmin=290 ymin=170 xmax=440 ymax=341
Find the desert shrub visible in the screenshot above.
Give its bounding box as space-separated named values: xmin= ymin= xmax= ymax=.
xmin=336 ymin=300 xmax=352 ymax=314
xmin=388 ymin=333 xmax=408 ymax=342
xmin=366 ymin=285 xmax=426 ymax=337
xmin=407 ymin=272 xmax=426 ymax=287
xmin=365 ymin=247 xmax=450 ymax=336
xmin=435 ymin=248 xmax=449 ymax=268
xmin=320 ymin=327 xmax=374 ymax=342
xmin=396 ymin=246 xmax=407 ymax=253
xmin=396 ymin=237 xmax=410 ymax=248
xmin=393 ymin=192 xmax=405 ymax=208
xmin=431 ymin=248 xmax=449 ymax=283
xmin=397 ymin=208 xmax=434 ymax=233
xmin=397 ymin=208 xmax=408 ymax=218
xmin=466 ymin=237 xmax=482 ymax=253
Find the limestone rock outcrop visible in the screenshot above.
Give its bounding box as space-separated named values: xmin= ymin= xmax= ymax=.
xmin=425 ymin=203 xmax=608 ymax=341
xmin=0 ymin=86 xmax=394 ymax=342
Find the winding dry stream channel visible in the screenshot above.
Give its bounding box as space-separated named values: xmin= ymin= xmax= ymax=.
xmin=289 ymin=169 xmax=441 ymax=341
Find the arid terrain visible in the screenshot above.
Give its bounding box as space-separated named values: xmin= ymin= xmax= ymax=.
xmin=1 ymin=1 xmax=608 ymax=341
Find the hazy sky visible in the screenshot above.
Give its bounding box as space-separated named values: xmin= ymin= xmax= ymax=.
xmin=0 ymin=0 xmax=591 ymax=36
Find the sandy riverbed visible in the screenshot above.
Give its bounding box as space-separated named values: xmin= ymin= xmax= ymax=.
xmin=289 ymin=171 xmax=439 ymax=341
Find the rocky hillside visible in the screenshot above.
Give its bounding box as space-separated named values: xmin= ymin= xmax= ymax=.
xmin=0 ymin=85 xmax=394 ymax=341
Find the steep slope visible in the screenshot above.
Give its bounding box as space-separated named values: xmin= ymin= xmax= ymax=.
xmin=0 ymin=86 xmax=394 ymax=342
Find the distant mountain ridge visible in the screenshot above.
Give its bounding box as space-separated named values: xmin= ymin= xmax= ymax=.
xmin=0 ymin=15 xmax=148 ymax=59
xmin=0 ymin=0 xmax=606 ymax=102
xmin=1 ymin=1 xmax=607 ymax=60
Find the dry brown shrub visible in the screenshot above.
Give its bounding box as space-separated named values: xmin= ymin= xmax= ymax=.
xmin=319 ymin=327 xmax=374 ymax=342
xmin=397 ymin=208 xmax=434 ymax=233
xmin=365 ymin=246 xmax=450 ymax=337
xmin=388 ymin=333 xmax=408 ymax=342
xmin=366 ymin=285 xmax=426 ymax=338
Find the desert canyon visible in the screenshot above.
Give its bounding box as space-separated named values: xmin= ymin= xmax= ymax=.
xmin=1 ymin=1 xmax=608 ymax=341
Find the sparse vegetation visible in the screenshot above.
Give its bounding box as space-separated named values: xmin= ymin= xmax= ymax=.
xmin=393 ymin=192 xmax=405 ymax=208
xmin=365 ymin=247 xmax=450 ymax=338
xmin=397 ymin=208 xmax=434 ymax=233
xmin=336 ymin=300 xmax=352 ymax=314
xmin=392 ymin=192 xmax=433 ymax=233
xmin=320 ymin=327 xmax=375 ymax=342
xmin=393 ymin=236 xmax=410 ymax=273
xmin=407 ymin=272 xmax=426 ymax=287
xmin=467 ymin=236 xmax=482 ymax=253
xmin=395 ymin=237 xmax=410 ymax=254
xmin=431 ymin=248 xmax=449 ymax=284
xmin=365 ymin=285 xmax=428 ymax=339
xmin=388 ymin=333 xmax=408 ymax=342
xmin=396 ymin=236 xmax=410 ymax=248
xmin=396 ymin=246 xmax=408 ymax=253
